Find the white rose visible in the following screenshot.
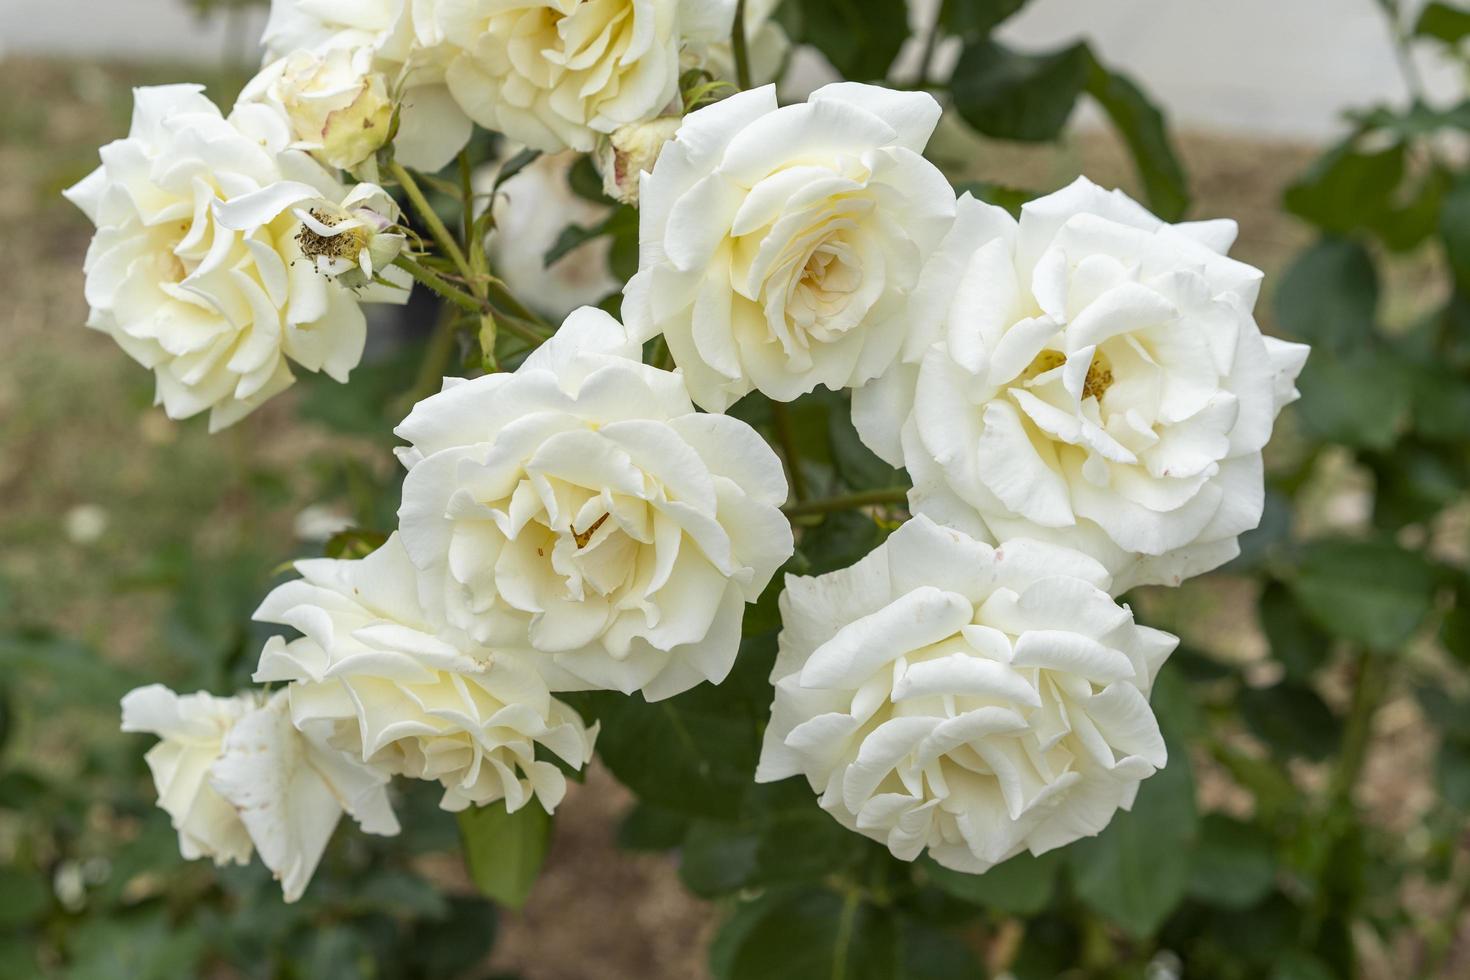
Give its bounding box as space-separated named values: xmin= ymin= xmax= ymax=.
xmin=436 ymin=0 xmax=732 ymax=152
xmin=240 ymin=46 xmax=395 ymax=172
xmin=254 ymin=532 xmax=598 ymax=814
xmin=622 ymin=83 xmax=957 ymax=412
xmin=261 ymin=0 xmax=474 ymax=172
xmin=476 ymin=151 xmax=622 ymax=322
xmin=394 ymin=307 xmax=793 ymax=700
xmin=854 ymin=178 xmax=1311 ymax=592
xmin=756 ymin=515 xmax=1178 ymax=872
xmin=121 ymin=685 xmax=399 ymax=901
xmin=63 ymin=86 xmax=406 ymax=431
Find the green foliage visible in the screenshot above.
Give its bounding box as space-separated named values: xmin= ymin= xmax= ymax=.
xmin=1289 ymin=537 xmax=1439 ymax=651
xmin=1273 ymin=238 xmax=1379 ymax=354
xmin=951 ymin=39 xmax=1090 ymax=142
xmin=459 ymin=800 xmax=552 ymax=909
xmin=30 ymin=0 xmax=1470 ymax=976
xmin=783 ymin=0 xmax=911 ymax=81
xmin=1066 ymin=698 xmax=1199 ymax=938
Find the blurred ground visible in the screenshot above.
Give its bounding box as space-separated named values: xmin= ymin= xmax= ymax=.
xmin=1 ymin=55 xmax=1456 ymax=979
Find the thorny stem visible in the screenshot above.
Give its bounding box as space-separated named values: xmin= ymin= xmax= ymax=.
xmin=459 ymin=149 xmax=499 ymax=371
xmin=393 ymin=256 xmax=483 ymax=313
xmin=732 ymin=0 xmax=752 ymax=91
xmin=783 ymin=487 xmax=909 ymax=518
xmin=770 ymin=402 xmax=809 ymax=503
xmin=391 ymin=160 xmax=474 ymax=286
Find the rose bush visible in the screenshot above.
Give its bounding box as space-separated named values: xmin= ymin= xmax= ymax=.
xmin=47 ymin=2 xmax=1452 ymax=977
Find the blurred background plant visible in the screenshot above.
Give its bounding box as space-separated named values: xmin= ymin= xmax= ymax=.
xmin=1 ymin=0 xmax=1469 ymax=977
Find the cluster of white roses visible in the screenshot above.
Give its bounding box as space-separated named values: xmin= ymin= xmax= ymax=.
xmin=85 ymin=0 xmax=1308 ymax=903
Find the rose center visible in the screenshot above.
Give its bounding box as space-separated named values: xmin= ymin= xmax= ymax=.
xmin=296 ymin=209 xmax=366 ymax=267
xmin=1020 ymin=349 xmax=1115 ymax=401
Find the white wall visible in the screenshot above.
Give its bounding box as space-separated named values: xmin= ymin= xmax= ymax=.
xmin=996 ymin=0 xmax=1462 ymax=140
xmin=1 ymin=0 xmax=1461 ymax=141
xmin=0 ymin=0 xmax=267 ymax=63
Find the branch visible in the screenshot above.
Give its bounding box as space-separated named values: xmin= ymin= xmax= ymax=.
xmin=782 ymin=488 xmax=909 ymax=518
xmin=390 ymin=160 xmax=473 ymax=285
xmin=732 ymin=0 xmax=752 ymax=91
xmin=770 ymin=402 xmax=809 ymax=503
xmin=393 ymin=255 xmax=483 ymax=314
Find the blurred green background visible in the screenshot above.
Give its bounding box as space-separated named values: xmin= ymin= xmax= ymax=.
xmin=3 ymin=0 xmax=1470 ymax=977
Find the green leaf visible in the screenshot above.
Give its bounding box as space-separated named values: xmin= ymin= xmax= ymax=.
xmin=1284 ymin=141 xmax=1405 ymax=236
xmin=408 ymin=896 xmax=499 ymax=979
xmin=1270 ymin=950 xmax=1338 ymax=980
xmin=0 ymin=869 xmax=49 ymax=929
xmin=1411 ymin=365 xmax=1470 ymax=443
xmin=323 ymin=527 xmax=389 ymax=560
xmin=828 ymin=402 xmax=906 ymax=492
xmin=710 ymin=888 xmax=899 ymax=980
xmin=1273 ymin=239 xmax=1378 ymax=353
xmin=1259 ymin=581 xmax=1332 ymax=681
xmin=1228 ymin=489 xmax=1293 ymax=573
xmin=941 ymin=0 xmax=1027 ymax=38
xmin=800 ymin=509 xmax=886 ymax=576
xmin=572 ymin=683 xmax=761 ymax=818
xmin=458 ymin=799 xmax=552 ymax=909
xmin=678 ymin=782 xmax=868 ymax=898
xmin=1289 ymin=537 xmax=1439 ymax=650
xmin=617 ymin=801 xmax=692 ymax=851
xmin=1240 ymin=681 xmax=1341 ymax=761
xmin=1294 ymin=350 xmax=1411 ymax=451
xmin=950 ymin=38 xmax=1089 ymax=142
xmin=303 ymin=926 xmax=373 ymax=980
xmin=1067 ymin=722 xmax=1198 ymax=938
xmin=567 ymin=152 xmax=610 ymax=203
xmin=1442 ymin=579 xmax=1470 ymax=667
xmin=1188 ymin=815 xmax=1278 ymax=910
xmin=490 ymin=147 xmax=542 ymax=199
xmin=297 ymin=338 xmax=424 ymax=440
xmin=543 ymin=206 xmax=638 ymax=268
xmin=1437 ymin=736 xmax=1470 ymax=810
xmin=953 ymin=179 xmax=1034 ymax=217
xmin=794 ymin=0 xmax=910 ymax=81
xmin=67 ymin=913 xmax=206 ymax=980
xmin=1375 ymin=165 xmax=1450 ymax=251
xmin=898 ymin=919 xmax=984 ymax=980
xmin=1439 ymin=175 xmax=1470 ymax=291
xmin=920 ymin=849 xmax=1061 ymax=916
xmin=1083 ymin=54 xmax=1189 ymax=221
xmin=1415 ymin=1 xmax=1470 ymax=43
xmin=1368 ymin=441 xmax=1467 ymax=529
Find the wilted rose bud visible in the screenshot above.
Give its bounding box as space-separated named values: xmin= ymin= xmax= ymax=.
xmin=243 ymin=46 xmax=394 ymax=172
xmin=594 ymin=116 xmax=683 ymax=206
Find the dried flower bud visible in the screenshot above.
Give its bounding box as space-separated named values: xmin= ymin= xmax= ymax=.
xmin=594 ymin=116 xmax=684 ymax=206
